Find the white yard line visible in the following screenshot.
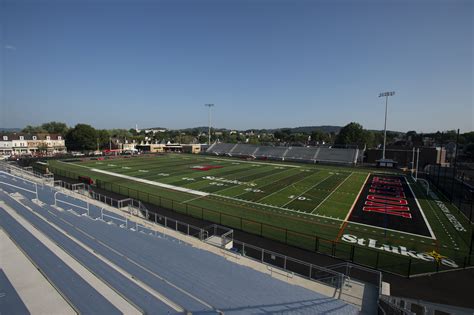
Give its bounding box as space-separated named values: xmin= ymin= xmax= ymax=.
xmin=210 ymin=193 xmax=340 ymax=218
xmin=60 ymin=162 xmax=209 ymax=197
xmin=420 ymin=192 xmax=457 ymax=247
xmin=343 ymin=173 xmax=370 ymax=222
xmin=209 ymin=166 xmax=297 ymax=196
xmin=254 ymin=173 xmax=316 ymax=203
xmin=405 ymin=177 xmax=436 ymax=240
xmin=204 ymin=157 xmax=302 ymax=168
xmin=92 ymin=168 xmax=209 ymax=197
xmin=280 ymin=174 xmax=334 ymax=207
xmin=311 ymin=172 xmax=354 ymax=214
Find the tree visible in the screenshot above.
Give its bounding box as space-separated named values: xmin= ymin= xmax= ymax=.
xmin=22 ymin=125 xmax=46 ymax=133
xmin=65 ymin=124 xmax=97 ymax=152
xmin=41 ymin=121 xmax=69 ymax=134
xmin=311 ymin=130 xmax=331 ymax=143
xmin=335 ymin=122 xmax=368 ymax=148
xmin=274 ymin=128 xmax=292 ymax=142
xmin=96 ymin=129 xmax=111 ymax=150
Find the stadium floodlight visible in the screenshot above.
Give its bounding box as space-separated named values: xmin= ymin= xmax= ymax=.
xmin=378 ymin=91 xmax=395 ymax=160
xmin=205 ymin=104 xmax=215 ymax=145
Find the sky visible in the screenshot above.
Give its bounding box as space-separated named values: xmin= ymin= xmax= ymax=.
xmin=1 ymin=0 xmax=472 ymax=132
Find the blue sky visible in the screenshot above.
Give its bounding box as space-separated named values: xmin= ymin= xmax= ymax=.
xmin=1 ymin=0 xmax=472 ymax=132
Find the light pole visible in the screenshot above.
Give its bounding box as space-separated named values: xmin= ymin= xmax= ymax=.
xmin=378 ymin=91 xmax=395 ymax=160
xmin=205 ymin=104 xmax=214 ymax=145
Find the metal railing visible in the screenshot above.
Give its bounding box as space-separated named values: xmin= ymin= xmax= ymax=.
xmin=52 ymin=178 xmax=349 ymax=290
xmin=25 ymin=162 xmax=474 ymax=277
xmin=0 ymin=161 xmax=357 ymax=293
xmin=378 ymin=296 xmax=415 ymax=315
xmin=230 ymin=239 xmax=348 ymax=289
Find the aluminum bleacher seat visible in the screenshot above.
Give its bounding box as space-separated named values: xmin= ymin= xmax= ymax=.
xmin=0 ymin=171 xmax=360 ymax=315
xmin=254 ymin=146 xmax=287 ymax=159
xmin=316 ymin=148 xmax=358 ymax=164
xmin=284 ymin=146 xmax=318 ymax=162
xmin=206 ymin=143 xmax=236 ymax=155
xmin=230 ymin=144 xmax=259 ymax=157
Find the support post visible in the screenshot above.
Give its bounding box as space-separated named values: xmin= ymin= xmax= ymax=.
xmin=415 ymin=148 xmax=420 ymax=181
xmin=469 ymin=229 xmax=473 ymax=258
xmin=54 ymin=191 xmax=58 ymax=207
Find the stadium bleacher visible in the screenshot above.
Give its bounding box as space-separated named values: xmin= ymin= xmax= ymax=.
xmin=0 ymin=170 xmax=360 ymax=314
xmin=316 ymin=147 xmax=358 ymax=164
xmin=0 ymin=204 xmax=122 ymax=315
xmin=284 ymin=146 xmax=318 ymax=162
xmin=254 ymin=146 xmax=288 ymax=159
xmin=0 ymin=269 xmax=30 ymax=314
xmin=0 ymin=191 xmax=178 ymax=314
xmin=206 ymin=143 xmax=359 ymax=165
xmin=230 ymin=144 xmax=260 ymax=157
xmin=207 ymin=143 xmax=237 ymax=155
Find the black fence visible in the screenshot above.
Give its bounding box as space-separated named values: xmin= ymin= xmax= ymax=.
xmin=424 ymin=164 xmax=474 ymax=223
xmin=49 ymin=165 xmax=474 ymax=277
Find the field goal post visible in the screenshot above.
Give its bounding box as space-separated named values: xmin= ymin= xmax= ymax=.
xmin=413 ymin=176 xmax=430 ymax=196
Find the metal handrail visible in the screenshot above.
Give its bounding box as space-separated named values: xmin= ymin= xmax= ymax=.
xmin=5 ymin=165 xmax=359 ymax=293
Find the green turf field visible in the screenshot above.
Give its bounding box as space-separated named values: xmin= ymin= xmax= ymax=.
xmin=47 ymin=153 xmax=473 ymax=276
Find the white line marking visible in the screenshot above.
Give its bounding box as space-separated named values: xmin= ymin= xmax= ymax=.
xmin=58 ymin=162 xmax=209 ymax=197
xmin=254 ymin=171 xmax=316 ymax=203
xmin=347 ymin=217 xmax=436 ymax=240
xmin=405 ymin=176 xmax=436 ymax=240
xmin=311 ymin=172 xmax=354 ymax=213
xmin=280 ymin=174 xmax=334 ymax=207
xmin=343 ymin=173 xmax=370 ymax=222
xmin=204 ymin=157 xmax=302 ymax=168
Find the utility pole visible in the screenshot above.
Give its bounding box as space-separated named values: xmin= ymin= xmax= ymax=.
xmin=378 ymin=91 xmax=395 ymax=160
xmin=205 ymin=104 xmax=214 ymax=145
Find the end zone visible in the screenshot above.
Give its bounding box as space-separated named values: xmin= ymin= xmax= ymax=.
xmin=348 ymin=174 xmax=435 ymax=239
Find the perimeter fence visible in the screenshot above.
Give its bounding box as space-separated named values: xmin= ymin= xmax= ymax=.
xmin=47 ymin=164 xmax=474 ymax=277
xmin=424 ymin=164 xmax=474 ymax=223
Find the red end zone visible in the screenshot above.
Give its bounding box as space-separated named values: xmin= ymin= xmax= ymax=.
xmin=348 ymin=174 xmax=433 ymax=238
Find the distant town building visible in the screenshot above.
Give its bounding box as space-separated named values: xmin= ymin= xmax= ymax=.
xmin=0 ymin=133 xmax=66 ymax=156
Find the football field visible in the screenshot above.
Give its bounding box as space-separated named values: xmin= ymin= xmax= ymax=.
xmin=47 ymin=154 xmax=473 ymax=275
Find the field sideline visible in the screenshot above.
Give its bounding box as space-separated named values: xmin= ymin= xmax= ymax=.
xmin=58 ymin=154 xmax=370 ymax=218
xmin=47 ymin=153 xmax=473 ymax=275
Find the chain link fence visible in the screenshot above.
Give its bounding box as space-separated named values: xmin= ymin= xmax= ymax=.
xmin=424 ymin=164 xmax=474 ymax=223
